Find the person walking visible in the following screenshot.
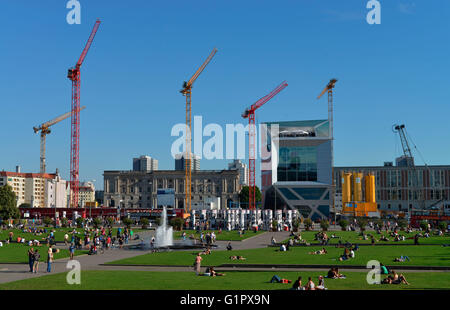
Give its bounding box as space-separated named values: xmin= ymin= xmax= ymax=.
xmin=47 ymin=246 xmax=54 ymax=272
xmin=28 ymin=247 xmax=35 ymax=272
xmin=194 ymin=253 xmax=203 ymax=275
xmin=32 ymin=249 xmax=40 ymax=273
xmin=69 ymin=243 xmax=75 ymax=260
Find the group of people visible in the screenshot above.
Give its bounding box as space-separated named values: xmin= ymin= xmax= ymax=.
xmin=27 ymin=245 xmax=58 ymax=273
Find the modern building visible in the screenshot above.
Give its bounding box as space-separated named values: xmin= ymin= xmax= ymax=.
xmin=175 ymin=153 xmax=200 ymax=171
xmin=334 ymin=161 xmax=450 ymax=213
xmin=228 ymin=160 xmax=248 ymax=186
xmin=78 ymin=181 xmax=96 ymax=207
xmin=0 ymin=168 xmax=67 ymax=208
xmin=103 ymin=169 xmax=241 ymax=210
xmin=133 ymin=155 xmax=158 ymax=172
xmin=261 ymin=120 xmax=333 ymax=220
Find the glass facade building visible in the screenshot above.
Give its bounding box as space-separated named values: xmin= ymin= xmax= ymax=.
xmin=261 ymin=120 xmax=333 ymax=220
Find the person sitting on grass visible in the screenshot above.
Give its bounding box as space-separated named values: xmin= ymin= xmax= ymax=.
xmin=380 ymin=263 xmax=390 ymax=274
xmin=380 ymin=235 xmax=389 ymax=242
xmin=209 ymin=267 xmax=225 ymax=277
xmin=309 ymin=248 xmax=327 ymax=255
xmin=279 ymin=244 xmax=287 ymax=252
xmin=316 ymin=276 xmax=327 ymax=290
xmin=226 ymin=242 xmax=232 ymax=251
xmin=339 ymin=248 xmax=351 ymax=261
xmin=305 ymin=277 xmax=315 ymax=290
xmin=229 ymin=255 xmax=246 ymax=260
xmin=291 ymin=276 xmax=305 ymax=290
xmin=327 ymin=267 xmax=345 ymax=279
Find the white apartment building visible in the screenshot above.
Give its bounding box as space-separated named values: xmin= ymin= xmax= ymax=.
xmin=79 ymin=181 xmax=96 ymax=207
xmin=228 ymin=160 xmax=248 ymax=186
xmin=0 ymin=168 xmax=68 ymax=208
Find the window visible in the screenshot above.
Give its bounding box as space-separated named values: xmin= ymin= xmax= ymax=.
xmin=277 ymin=146 xmax=317 ymax=182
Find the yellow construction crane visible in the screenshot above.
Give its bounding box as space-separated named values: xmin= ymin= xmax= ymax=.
xmin=33 ymin=106 xmax=86 ymax=174
xmin=180 ymin=48 xmax=217 ymax=214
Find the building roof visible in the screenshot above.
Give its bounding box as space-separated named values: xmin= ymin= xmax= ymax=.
xmin=0 ymin=171 xmax=57 ymax=179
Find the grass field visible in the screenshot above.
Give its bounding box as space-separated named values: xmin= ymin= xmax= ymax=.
xmin=0 ymin=227 xmax=144 ymax=243
xmin=173 ymin=230 xmax=265 ymax=241
xmin=0 ymin=243 xmax=88 ymax=263
xmin=282 ymin=231 xmax=450 ymax=245
xmin=108 ymin=245 xmax=450 ymax=267
xmin=0 ymin=270 xmax=448 ymax=290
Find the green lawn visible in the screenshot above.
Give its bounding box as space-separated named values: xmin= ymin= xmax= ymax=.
xmin=0 ymin=227 xmax=144 ymax=243
xmin=108 ymin=245 xmax=450 ymax=267
xmin=173 ymin=230 xmax=265 ymax=241
xmin=282 ymin=230 xmax=450 ymax=245
xmin=0 ymin=270 xmax=448 ymax=290
xmin=0 ymin=243 xmax=88 ymax=264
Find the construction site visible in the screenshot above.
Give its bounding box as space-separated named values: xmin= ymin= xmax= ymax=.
xmin=1 ymin=15 xmax=450 ymax=228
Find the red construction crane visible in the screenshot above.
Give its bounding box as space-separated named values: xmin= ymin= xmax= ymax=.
xmin=180 ymin=48 xmax=217 ymax=214
xmin=242 ymin=81 xmax=288 ymax=209
xmin=67 ymin=19 xmax=101 ymax=207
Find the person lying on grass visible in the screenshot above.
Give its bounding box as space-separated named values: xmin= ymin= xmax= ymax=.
xmin=393 ymin=255 xmax=410 ymax=262
xmin=381 ymin=271 xmax=409 ymax=285
xmin=200 ymin=248 xmax=211 ymax=255
xmin=270 ymin=275 xmax=292 ymax=284
xmin=229 ymin=255 xmax=246 ymax=260
xmin=309 ymin=248 xmax=327 ymax=255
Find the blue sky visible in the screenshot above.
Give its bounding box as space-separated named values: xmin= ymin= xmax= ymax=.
xmin=0 ymin=0 xmax=449 ymax=190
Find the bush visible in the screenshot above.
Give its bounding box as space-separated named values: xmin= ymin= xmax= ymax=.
xmin=339 ymin=219 xmax=349 ymax=231
xmin=106 ymin=217 xmax=114 ymax=227
xmin=292 ymin=218 xmax=300 ymax=232
xmin=76 ymin=217 xmax=84 ymax=228
xmin=169 ymin=217 xmax=185 ymax=231
xmin=438 ymin=221 xmax=447 ymax=232
xmin=140 ymin=217 xmax=149 ymax=229
xmin=320 ymin=219 xmax=329 ymax=231
xmin=93 ymin=217 xmax=102 ymax=229
xmin=356 ymin=218 xmax=368 ymax=232
xmin=122 ymin=217 xmax=133 ymax=228
xmin=271 ymin=220 xmax=278 ymax=232
xmin=419 ymin=220 xmax=428 ymax=231
xmin=43 ymin=217 xmax=53 ymax=227
xmin=61 ymin=217 xmax=68 ymax=228
xmin=304 ymin=218 xmax=313 ymax=231
xmin=397 ymin=219 xmax=408 ymax=230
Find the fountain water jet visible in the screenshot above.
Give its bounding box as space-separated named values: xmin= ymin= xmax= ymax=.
xmin=155 ymin=206 xmax=173 ymax=247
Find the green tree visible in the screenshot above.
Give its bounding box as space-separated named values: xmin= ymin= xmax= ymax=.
xmin=397 ymin=219 xmax=408 ymax=230
xmin=438 ymin=221 xmax=447 ymax=232
xmin=76 ymin=217 xmax=84 ymax=228
xmin=320 ymin=219 xmax=329 ymax=231
xmin=339 ymin=219 xmax=349 ymax=231
xmin=140 ymin=218 xmax=149 ymax=229
xmin=106 ymin=217 xmax=114 ymax=227
xmin=18 ymin=203 xmax=31 ymax=208
xmin=122 ymin=217 xmax=133 ymax=228
xmin=419 ymin=220 xmax=428 ymax=231
xmin=304 ymin=218 xmax=313 ymax=231
xmin=0 ymin=185 xmax=19 ymax=220
xmin=271 ymin=220 xmax=278 ymax=232
xmin=292 ymin=217 xmax=300 ymax=232
xmin=239 ymin=186 xmax=262 ymax=208
xmin=43 ymin=217 xmax=53 ymax=227
xmin=356 ymin=217 xmax=369 ymax=232
xmin=61 ymin=217 xmax=68 ymax=228
xmin=169 ymin=217 xmax=185 ymax=231
xmin=93 ymin=217 xmax=102 ymax=229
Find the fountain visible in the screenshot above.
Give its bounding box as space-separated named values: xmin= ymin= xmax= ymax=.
xmin=155 ymin=206 xmax=173 ymax=247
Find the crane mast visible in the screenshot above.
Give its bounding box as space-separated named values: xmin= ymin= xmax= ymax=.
xmin=317 ymin=79 xmax=337 ymax=222
xmin=180 ymin=48 xmax=217 ymax=214
xmin=68 ymin=19 xmax=100 ymax=208
xmin=242 ymin=81 xmax=288 ymax=210
xmin=34 ymin=107 xmax=86 ymax=174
